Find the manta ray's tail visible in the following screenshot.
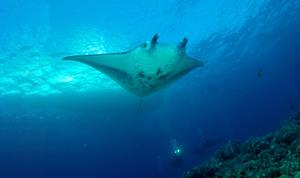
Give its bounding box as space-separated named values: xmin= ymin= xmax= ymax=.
xmin=136 ymin=97 xmax=143 ymax=117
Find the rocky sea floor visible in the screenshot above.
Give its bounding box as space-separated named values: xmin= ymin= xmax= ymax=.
xmin=183 ymin=111 xmax=300 ymax=178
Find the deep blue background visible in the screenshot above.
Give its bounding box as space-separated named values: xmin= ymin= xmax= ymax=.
xmin=0 ymin=1 xmax=300 ymax=178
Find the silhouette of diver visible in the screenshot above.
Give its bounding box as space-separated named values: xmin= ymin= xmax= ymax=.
xmin=169 ymin=139 xmax=183 ymax=168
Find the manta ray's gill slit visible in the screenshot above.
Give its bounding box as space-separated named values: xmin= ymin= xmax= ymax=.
xmin=137 ymin=71 xmax=146 ymax=78
xmin=158 ymin=72 xmax=172 ymax=81
xmin=156 ymin=68 xmax=163 ymax=75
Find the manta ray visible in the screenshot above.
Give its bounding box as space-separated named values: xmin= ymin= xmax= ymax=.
xmin=63 ymin=34 xmax=203 ymax=96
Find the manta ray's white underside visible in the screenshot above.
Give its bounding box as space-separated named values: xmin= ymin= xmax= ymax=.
xmin=63 ymin=35 xmax=203 ymax=96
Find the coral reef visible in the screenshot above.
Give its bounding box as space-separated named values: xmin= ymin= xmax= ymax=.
xmin=183 ymin=111 xmax=300 ymax=178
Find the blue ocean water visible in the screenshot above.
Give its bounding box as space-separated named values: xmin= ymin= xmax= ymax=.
xmin=0 ymin=0 xmax=299 ymax=178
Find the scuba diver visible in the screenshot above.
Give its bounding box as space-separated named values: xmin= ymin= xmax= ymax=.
xmin=169 ymin=139 xmax=183 ymax=168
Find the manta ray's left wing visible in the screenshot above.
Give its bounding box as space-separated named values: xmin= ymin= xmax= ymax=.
xmin=63 ymin=51 xmax=136 ymax=84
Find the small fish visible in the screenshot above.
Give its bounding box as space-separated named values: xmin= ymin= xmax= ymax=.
xmin=257 ymin=68 xmax=263 ymax=78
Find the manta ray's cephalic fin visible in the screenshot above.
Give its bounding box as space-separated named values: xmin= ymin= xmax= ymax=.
xmin=151 ymin=33 xmax=159 ymax=48
xmin=178 ymin=37 xmax=188 ymax=49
